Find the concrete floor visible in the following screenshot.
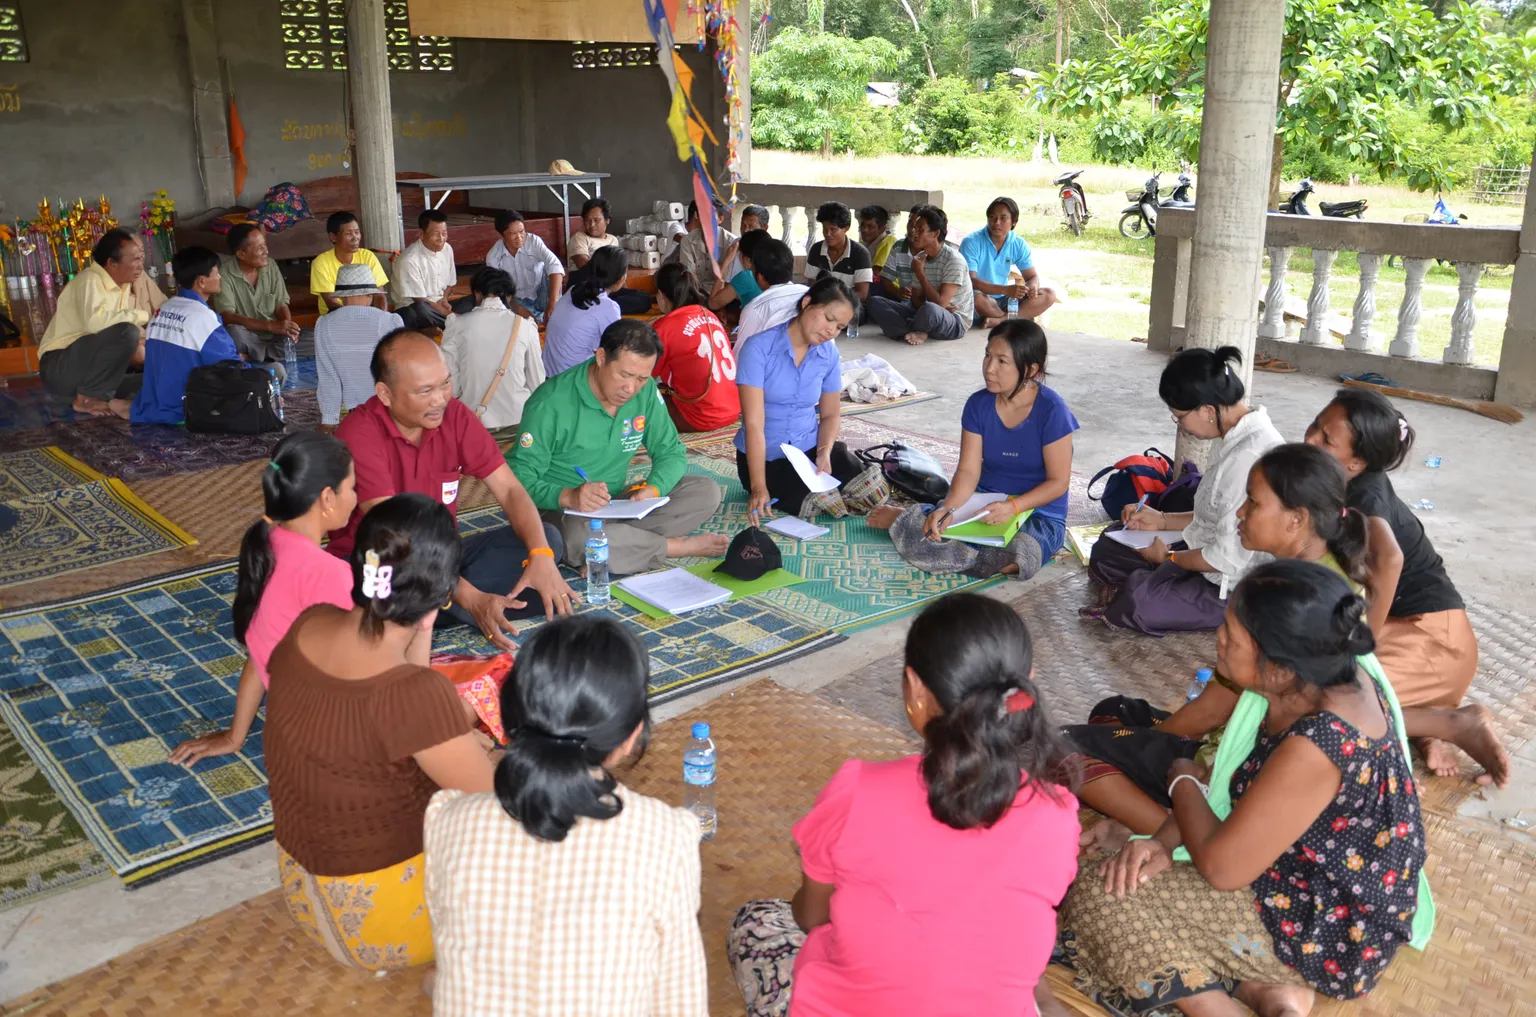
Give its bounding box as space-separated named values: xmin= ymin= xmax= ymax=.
xmin=3 ymin=327 xmax=1532 ymax=1001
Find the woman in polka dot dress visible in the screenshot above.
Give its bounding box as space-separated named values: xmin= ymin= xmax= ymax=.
xmin=1058 ymin=560 xmax=1428 ymax=1015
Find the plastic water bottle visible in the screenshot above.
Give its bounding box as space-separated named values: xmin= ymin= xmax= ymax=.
xmin=683 ymin=722 xmax=718 ymax=841
xmin=584 ymin=519 xmax=611 ymax=605
xmin=283 ymin=338 xmax=299 ymax=391
xmin=846 ymin=317 xmax=860 ymax=338
xmin=267 ymin=368 xmax=285 ymax=422
xmin=1007 ymin=295 xmax=1021 ymax=317
xmin=1186 ymin=667 xmax=1213 ymax=702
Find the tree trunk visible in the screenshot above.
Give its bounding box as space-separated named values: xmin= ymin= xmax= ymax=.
xmin=1055 ymin=2 xmax=1064 ymax=63
xmin=1269 ymin=129 xmax=1285 ymax=210
xmin=896 ymin=0 xmax=938 ymax=78
xmin=821 ymin=128 xmax=834 ymax=158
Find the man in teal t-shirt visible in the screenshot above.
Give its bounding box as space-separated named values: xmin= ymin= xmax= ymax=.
xmin=508 ymin=319 xmax=729 ymax=574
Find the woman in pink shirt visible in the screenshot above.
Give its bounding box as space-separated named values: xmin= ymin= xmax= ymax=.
xmin=170 ymin=431 xmax=358 ymax=765
xmin=728 ymin=592 xmax=1082 ymax=1017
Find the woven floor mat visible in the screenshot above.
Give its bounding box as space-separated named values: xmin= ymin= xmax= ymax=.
xmin=2 ymin=682 xmax=915 ymax=1017
xmin=0 ymin=460 xmax=266 ymax=609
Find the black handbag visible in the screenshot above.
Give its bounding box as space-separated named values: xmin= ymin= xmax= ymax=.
xmin=856 ymin=442 xmax=950 ymax=503
xmin=184 ymin=361 xmax=285 ymax=435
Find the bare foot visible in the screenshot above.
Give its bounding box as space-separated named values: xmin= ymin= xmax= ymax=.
xmin=71 ymin=394 xmax=112 ymax=417
xmin=1234 ymin=980 xmax=1314 ymax=1017
xmin=667 ymin=533 xmax=732 ymax=558
xmin=903 ymin=331 xmax=929 ymax=346
xmin=867 ymin=505 xmax=902 ymax=530
xmin=982 ymin=315 xmax=1005 ymax=328
xmin=107 ymin=398 xmax=133 ymax=420
xmin=1080 ymin=818 xmax=1132 ymax=854
xmin=1433 ymin=705 xmax=1511 ymax=787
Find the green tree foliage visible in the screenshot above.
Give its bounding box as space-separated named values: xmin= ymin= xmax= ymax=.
xmin=749 ymin=27 xmax=902 ymax=153
xmin=1041 ymin=0 xmax=1536 ymax=193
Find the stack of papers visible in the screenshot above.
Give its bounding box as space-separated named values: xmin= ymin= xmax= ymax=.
xmin=942 ymin=493 xmax=1031 ymax=547
xmin=1104 ymin=528 xmax=1185 ymax=550
xmin=567 ymin=496 xmax=671 ymax=520
xmin=614 ymin=568 xmax=730 ymax=615
xmin=764 ymin=516 xmax=829 ymax=540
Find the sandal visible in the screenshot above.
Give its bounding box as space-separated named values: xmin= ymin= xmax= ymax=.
xmin=1254 ymin=354 xmax=1297 ymax=373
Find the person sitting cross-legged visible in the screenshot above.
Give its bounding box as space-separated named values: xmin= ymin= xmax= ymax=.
xmin=487 ymin=209 xmax=564 ymax=324
xmin=708 ymin=229 xmax=770 ymax=316
xmin=720 ymin=204 xmax=770 ymax=280
xmin=664 ymin=199 xmax=738 ymax=286
xmin=728 ymin=593 xmax=1081 ymax=1017
xmin=215 ymin=223 xmax=300 ymax=380
xmin=543 ymin=246 xmax=627 ymax=377
xmin=653 ymin=263 xmax=741 ymax=434
xmin=310 ymin=210 xmax=389 ymax=314
xmin=131 ymin=245 xmax=251 ymax=425
xmin=858 ymin=204 xmax=897 ymax=279
xmin=329 ymin=330 xmax=579 ymax=650
xmin=37 ymin=227 xmax=149 ymax=419
xmin=508 ymin=319 xmax=729 ymax=575
xmin=803 ymin=201 xmax=873 ymax=325
xmin=317 ymin=264 xmax=404 ymax=427
xmin=960 ymin=196 xmax=1060 ymax=328
xmin=441 ymin=266 xmax=544 ymax=431
xmin=865 ymin=203 xmax=975 ymax=346
xmin=391 ymin=208 xmax=475 ymax=332
xmin=566 ymin=197 xmax=653 ymax=316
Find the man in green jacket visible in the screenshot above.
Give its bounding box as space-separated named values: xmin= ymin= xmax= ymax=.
xmin=508 ymin=318 xmax=729 ymax=573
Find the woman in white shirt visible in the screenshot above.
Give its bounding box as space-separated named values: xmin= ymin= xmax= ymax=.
xmin=424 ymin=615 xmax=708 ymax=1017
xmin=1084 ymin=346 xmax=1284 ymax=634
xmin=440 ymin=267 xmax=544 ymax=431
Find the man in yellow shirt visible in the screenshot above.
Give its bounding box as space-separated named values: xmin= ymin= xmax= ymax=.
xmin=309 ymin=211 xmax=389 ymax=315
xmin=38 ymin=228 xmax=149 ymax=419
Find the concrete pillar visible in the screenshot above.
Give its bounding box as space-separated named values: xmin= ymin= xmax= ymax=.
xmin=1495 ymin=142 xmax=1536 ymax=407
xmin=1173 ymin=0 xmax=1286 ymax=468
xmin=181 ymin=0 xmax=235 ymax=208
xmin=346 ymin=0 xmax=401 ymax=250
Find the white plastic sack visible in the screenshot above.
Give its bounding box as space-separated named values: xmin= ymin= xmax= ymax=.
xmin=839 ymin=353 xmax=917 ymax=404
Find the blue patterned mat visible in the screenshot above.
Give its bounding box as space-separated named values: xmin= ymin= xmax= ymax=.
xmin=0 ymin=504 xmax=841 ymax=885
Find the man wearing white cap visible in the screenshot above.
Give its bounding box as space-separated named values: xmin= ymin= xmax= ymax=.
xmin=316 ymin=262 xmax=403 ymax=427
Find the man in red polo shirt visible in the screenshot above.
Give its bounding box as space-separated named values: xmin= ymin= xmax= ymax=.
xmin=331 ymin=329 xmax=577 ymax=648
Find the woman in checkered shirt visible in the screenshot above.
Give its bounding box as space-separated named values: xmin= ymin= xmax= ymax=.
xmin=424 ymin=615 xmax=708 ymax=1016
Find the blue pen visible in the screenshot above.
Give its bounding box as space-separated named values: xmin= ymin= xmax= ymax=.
xmin=573 ymin=466 xmax=591 ymax=483
xmin=751 ymin=498 xmax=778 ymax=522
xmin=1133 ymin=493 xmax=1150 ymax=513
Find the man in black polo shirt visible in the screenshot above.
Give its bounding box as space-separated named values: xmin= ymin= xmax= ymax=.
xmin=803 ymin=201 xmax=873 ymax=325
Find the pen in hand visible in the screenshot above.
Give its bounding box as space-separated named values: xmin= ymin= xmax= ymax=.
xmin=750 ymin=498 xmax=778 ymax=526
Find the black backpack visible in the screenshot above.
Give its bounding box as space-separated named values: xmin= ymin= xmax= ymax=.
xmin=856 ymin=442 xmax=950 ymax=504
xmin=184 ymin=361 xmax=285 ymax=435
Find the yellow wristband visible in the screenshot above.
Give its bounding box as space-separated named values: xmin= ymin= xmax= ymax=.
xmin=522 ymin=547 xmax=556 ymax=568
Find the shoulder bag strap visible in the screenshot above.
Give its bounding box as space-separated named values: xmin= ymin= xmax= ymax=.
xmin=475 ymin=318 xmax=523 ymax=418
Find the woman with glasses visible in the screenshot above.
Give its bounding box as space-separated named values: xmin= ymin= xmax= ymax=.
xmin=1082 ymin=346 xmax=1283 ymax=635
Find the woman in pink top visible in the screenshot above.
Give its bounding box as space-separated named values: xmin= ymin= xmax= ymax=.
xmin=170 ymin=431 xmax=358 ymax=765
xmin=728 ymin=592 xmax=1083 ymax=1017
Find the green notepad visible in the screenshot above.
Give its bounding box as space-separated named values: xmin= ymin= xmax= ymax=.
xmin=944 ymin=508 xmax=1032 ymax=547
xmin=611 ymin=562 xmax=806 ymax=620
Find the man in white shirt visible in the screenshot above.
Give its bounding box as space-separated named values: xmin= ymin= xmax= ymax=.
xmin=485 ymin=210 xmax=564 ymax=324
xmin=392 ymin=209 xmax=474 ymax=331
xmin=733 ymin=237 xmax=807 ymax=352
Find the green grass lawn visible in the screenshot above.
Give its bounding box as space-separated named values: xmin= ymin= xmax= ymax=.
xmin=752 ymin=151 xmax=1521 ymax=365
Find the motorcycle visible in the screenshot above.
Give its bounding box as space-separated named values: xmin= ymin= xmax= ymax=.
xmin=1054 ymin=170 xmax=1091 ymax=237
xmin=1388 ymin=195 xmax=1466 ymax=268
xmin=1161 ymin=172 xmax=1195 ymax=207
xmin=1279 ymin=178 xmax=1367 ymax=218
xmin=1119 ymin=172 xmax=1162 ymax=239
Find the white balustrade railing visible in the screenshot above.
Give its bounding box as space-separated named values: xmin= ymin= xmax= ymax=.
xmin=1148 ymin=210 xmax=1521 ymax=373
xmin=730 ymin=183 xmax=944 ymax=256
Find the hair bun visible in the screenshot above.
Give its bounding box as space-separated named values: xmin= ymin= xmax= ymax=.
xmin=1332 ymin=593 xmax=1375 ymax=656
xmin=1214 ymin=345 xmax=1244 ymax=371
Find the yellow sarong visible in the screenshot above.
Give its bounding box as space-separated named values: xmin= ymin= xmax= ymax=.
xmin=277 ymin=843 xmax=434 ymax=970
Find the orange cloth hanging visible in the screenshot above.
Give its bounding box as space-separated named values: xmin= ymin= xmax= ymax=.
xmin=229 ymin=96 xmax=248 ymax=196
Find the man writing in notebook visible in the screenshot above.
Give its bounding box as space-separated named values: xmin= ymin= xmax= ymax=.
xmin=508 ymin=318 xmax=729 ymax=575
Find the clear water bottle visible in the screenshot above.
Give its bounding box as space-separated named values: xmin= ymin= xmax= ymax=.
xmin=683 ymin=722 xmax=717 ymax=841
xmin=584 ymin=519 xmax=611 ymax=605
xmin=1186 ymin=667 xmax=1213 ymax=702
xmin=268 ymin=368 xmax=285 ymax=423
xmin=1007 ymin=295 xmax=1021 ymax=317
xmin=846 ymin=317 xmax=860 ymax=338
xmin=283 ymin=338 xmax=299 ymax=391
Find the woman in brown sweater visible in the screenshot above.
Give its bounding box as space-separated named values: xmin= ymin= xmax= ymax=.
xmin=264 ymin=493 xmax=495 ymax=972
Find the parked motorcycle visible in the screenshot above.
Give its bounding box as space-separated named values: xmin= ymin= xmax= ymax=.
xmin=1279 ymin=178 xmax=1367 ymax=218
xmin=1161 ymin=172 xmax=1195 ymax=207
xmin=1055 ymin=170 xmax=1091 ymax=237
xmin=1119 ymin=172 xmax=1162 ymax=239
xmin=1387 ymin=195 xmax=1466 ymax=268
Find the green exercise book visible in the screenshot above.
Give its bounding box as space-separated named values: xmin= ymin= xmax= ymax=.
xmin=612 ymin=561 xmax=806 ymax=620
xmin=944 ymin=508 xmax=1033 ymax=547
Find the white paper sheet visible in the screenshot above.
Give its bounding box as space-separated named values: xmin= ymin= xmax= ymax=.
xmin=616 ymin=568 xmax=731 ymax=615
xmin=1104 ymin=528 xmax=1186 ymax=549
xmin=942 ymin=492 xmax=1010 ymax=529
xmin=566 ymin=496 xmax=672 ymax=520
xmin=764 ymin=516 xmax=830 ymax=540
xmin=779 ymin=444 xmax=841 ymax=494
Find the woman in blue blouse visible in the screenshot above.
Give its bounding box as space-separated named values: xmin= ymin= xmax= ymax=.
xmin=871 ymin=319 xmax=1077 ymax=580
xmin=736 ymin=277 xmax=865 ymax=518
